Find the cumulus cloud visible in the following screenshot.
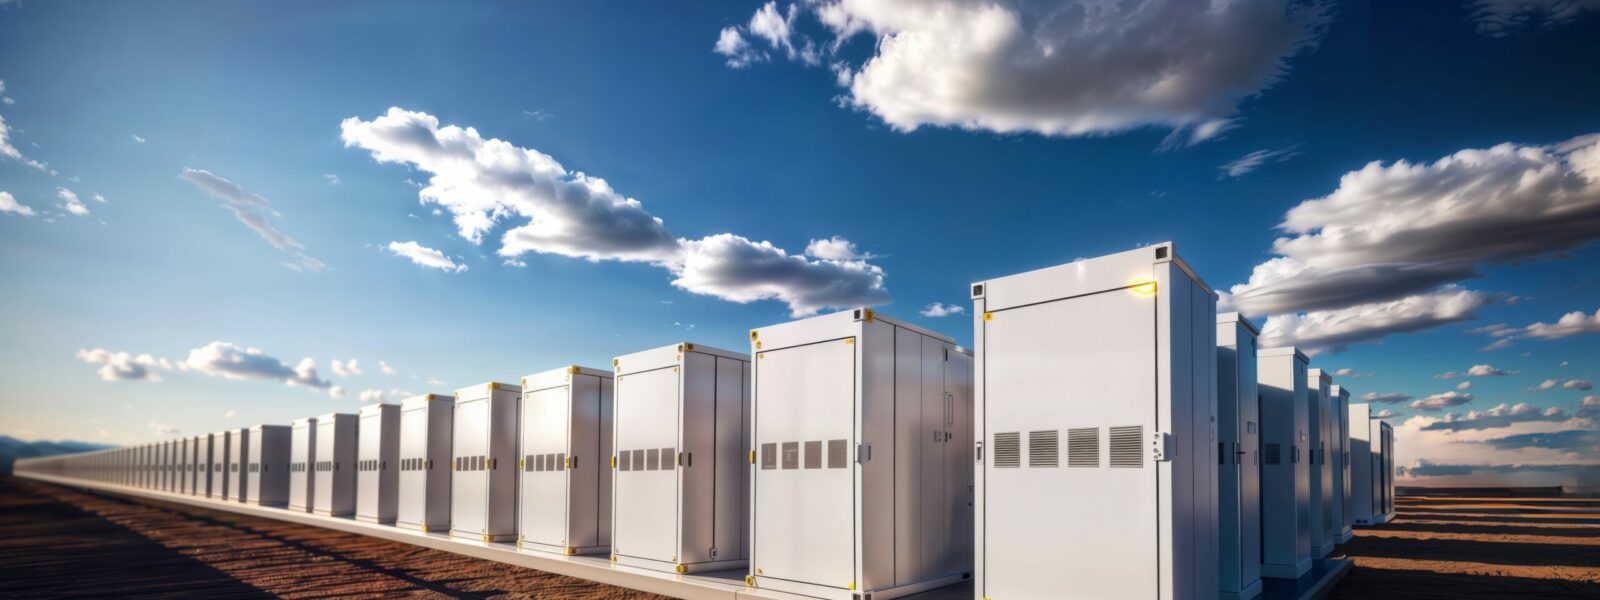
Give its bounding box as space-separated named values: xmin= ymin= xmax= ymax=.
xmin=0 ymin=191 xmax=35 ymax=217
xmin=330 ymin=359 xmax=362 ymax=377
xmin=1471 ymin=0 xmax=1600 ymax=36
xmin=1331 ymin=368 xmax=1372 ymax=378
xmin=0 ymin=113 xmax=50 ymax=171
xmin=1457 ymin=381 xmax=1474 ymax=390
xmin=1436 ymin=364 xmax=1519 ymax=379
xmin=1372 ymin=409 xmax=1399 ymax=419
xmin=1566 ymin=379 xmax=1595 ymax=391
xmin=725 ymin=0 xmax=1326 ymax=140
xmin=182 ymin=341 xmax=334 ymax=393
xmin=804 ymin=235 xmax=874 ymax=260
xmin=1420 ymin=402 xmax=1568 ymax=432
xmin=1256 ymin=287 xmax=1487 ymax=355
xmin=379 ymin=360 xmax=396 ymax=376
xmin=329 ymin=386 xmax=346 ymax=399
xmin=1360 ymin=391 xmax=1413 ymax=404
xmin=1410 ymin=390 xmax=1474 ymax=411
xmin=920 ymin=302 xmax=966 ymax=318
xmin=359 ymin=389 xmax=388 ymax=403
xmin=715 ymin=26 xmax=764 ymax=68
xmin=1220 ymin=145 xmax=1303 ymax=178
xmin=179 ymin=169 xmax=325 ymax=272
xmin=343 ymin=108 xmax=891 ymax=316
xmin=1479 ymin=429 xmax=1600 ymax=453
xmin=386 ymin=241 xmax=468 ymax=273
xmin=75 ymin=348 xmax=173 ymax=382
xmin=1480 ymin=308 xmax=1600 ymax=349
xmin=131 ymin=134 xmax=145 ymax=143
xmin=57 ymin=187 xmax=90 ymax=216
xmin=1530 ymin=378 xmax=1592 ymax=391
xmin=1225 ymin=133 xmax=1600 ymax=331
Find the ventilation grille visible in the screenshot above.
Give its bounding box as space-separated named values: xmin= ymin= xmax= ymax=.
xmin=1109 ymin=426 xmax=1143 ymax=468
xmin=1068 ymin=428 xmax=1099 ymax=468
xmin=1028 ymin=430 xmax=1059 ymax=468
xmin=1264 ymin=443 xmax=1281 ymax=465
xmin=993 ymin=432 xmax=1021 ymax=468
xmin=760 ymin=443 xmax=777 ymax=470
xmin=827 ymin=439 xmax=848 ymax=469
xmin=804 ymin=441 xmax=822 ymax=469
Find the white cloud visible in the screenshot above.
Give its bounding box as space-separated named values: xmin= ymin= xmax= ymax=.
xmin=1360 ymin=392 xmax=1413 ymax=404
xmin=57 ymin=187 xmax=89 ymax=216
xmin=75 ymin=348 xmax=173 ymax=382
xmin=1471 ymin=0 xmax=1600 ymax=36
xmin=1410 ymin=390 xmax=1475 ymax=411
xmin=1220 ymin=145 xmax=1302 ymax=178
xmin=149 ymin=422 xmax=180 ymax=437
xmin=330 ymin=359 xmax=362 ymax=377
xmin=1372 ymin=409 xmax=1399 ymax=419
xmin=1481 ymin=308 xmax=1600 ymax=349
xmin=715 ymin=26 xmax=765 ymax=68
xmin=1257 ymin=287 xmax=1487 ymax=355
xmin=182 ymin=341 xmax=334 ymax=393
xmin=1331 ymin=368 xmax=1372 ymax=378
xmin=426 ymin=377 xmax=445 ymax=385
xmin=1566 ymin=379 xmax=1594 ymax=391
xmin=920 ymin=302 xmax=966 ymax=318
xmin=1458 ymin=381 xmax=1474 ymax=390
xmin=323 ymin=173 xmax=340 ymax=185
xmin=0 ymin=191 xmax=35 ymax=217
xmin=804 ymin=235 xmax=874 ymax=260
xmin=92 ymin=193 xmax=106 ymax=204
xmin=224 ymin=410 xmax=236 ymax=419
xmin=1532 ymin=378 xmax=1559 ymax=390
xmin=1437 ymin=364 xmax=1520 ymax=378
xmin=1529 ymin=378 xmax=1592 ymax=391
xmin=343 ymin=108 xmax=891 ymax=316
xmin=1225 ymin=133 xmax=1600 ymax=320
xmin=131 ymin=134 xmax=146 ymax=144
xmin=359 ymin=388 xmax=388 ymax=403
xmin=386 ymin=241 xmax=468 ymax=273
xmin=329 ymin=386 xmax=346 ymax=399
xmin=0 ymin=113 xmax=50 ymax=171
xmin=179 ymin=168 xmax=325 ymax=272
xmin=733 ymin=0 xmax=1326 ymax=139
xmin=1420 ymin=402 xmax=1569 ymax=432
xmin=379 ymin=360 xmax=396 ymax=376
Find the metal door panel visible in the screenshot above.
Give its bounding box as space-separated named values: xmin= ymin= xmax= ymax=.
xmin=400 ymin=408 xmax=427 ymax=526
xmin=522 ymin=386 xmax=571 ymax=546
xmin=453 ymin=400 xmax=487 ymax=533
xmin=614 ymin=367 xmax=679 ymax=561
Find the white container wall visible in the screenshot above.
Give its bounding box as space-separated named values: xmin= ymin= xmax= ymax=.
xmin=214 ymin=432 xmax=230 ymax=499
xmin=518 ymin=366 xmax=613 ymax=555
xmin=1379 ymin=421 xmax=1396 ymax=522
xmin=972 ymin=243 xmax=1219 ymax=600
xmin=1347 ymin=403 xmax=1375 ymax=525
xmin=452 ymin=382 xmax=521 ymax=542
xmin=290 ymin=417 xmax=317 ymax=512
xmin=1217 ymin=312 xmax=1263 ymax=600
xmin=179 ymin=437 xmax=191 ymax=495
xmin=248 ymin=425 xmax=292 ymax=507
xmin=399 ymin=394 xmax=454 ymax=532
xmin=1259 ymin=347 xmax=1312 ymax=579
xmin=1331 ymin=385 xmax=1352 ymax=543
xmin=226 ymin=428 xmax=249 ymax=502
xmin=748 ymin=309 xmax=973 ymax=600
xmin=202 ymin=433 xmax=219 ymax=498
xmin=357 ymin=403 xmax=401 ymax=524
xmin=1306 ymin=368 xmax=1332 ymax=558
xmin=314 ymin=413 xmax=358 ymax=517
xmin=611 ymin=342 xmax=750 ymax=575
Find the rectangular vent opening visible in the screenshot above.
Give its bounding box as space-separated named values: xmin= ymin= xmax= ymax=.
xmin=1028 ymin=430 xmax=1059 ymax=468
xmin=827 ymin=439 xmax=848 ymax=469
xmin=1068 ymin=428 xmax=1099 ymax=468
xmin=993 ymin=432 xmax=1021 ymax=468
xmin=1109 ymin=426 xmax=1143 ymax=468
xmin=1264 ymin=443 xmax=1282 ymax=465
xmin=804 ymin=441 xmax=822 ymax=469
xmin=761 ymin=443 xmax=777 ymax=470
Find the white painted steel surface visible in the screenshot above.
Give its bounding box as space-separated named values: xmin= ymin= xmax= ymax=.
xmin=748 ymin=309 xmax=973 ymax=600
xmin=226 ymin=428 xmax=249 ymax=502
xmin=1259 ymin=347 xmax=1312 ymax=579
xmin=612 ymin=343 xmax=750 ymax=575
xmin=452 ymin=382 xmax=521 ymax=542
xmin=399 ymin=394 xmax=454 ymax=532
xmin=314 ymin=413 xmax=358 ymax=517
xmin=1306 ymin=369 xmax=1332 ymax=558
xmin=518 ymin=366 xmax=614 ymax=555
xmin=290 ymin=417 xmax=317 ymax=512
xmin=972 ymin=243 xmax=1219 ymax=600
xmin=1217 ymin=313 xmax=1262 ymax=600
xmin=1347 ymin=403 xmax=1375 ymax=525
xmin=1330 ymin=385 xmax=1350 ymax=543
xmin=358 ymin=404 xmax=401 ymax=524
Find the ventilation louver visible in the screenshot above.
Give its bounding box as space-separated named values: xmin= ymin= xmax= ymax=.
xmin=1028 ymin=430 xmax=1059 ymax=468
xmin=1068 ymin=428 xmax=1099 ymax=468
xmin=1264 ymin=443 xmax=1281 ymax=465
xmin=1109 ymin=426 xmax=1143 ymax=468
xmin=993 ymin=432 xmax=1021 ymax=468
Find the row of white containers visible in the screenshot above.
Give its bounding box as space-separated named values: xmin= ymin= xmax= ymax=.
xmin=17 ymin=242 xmax=1398 ymax=600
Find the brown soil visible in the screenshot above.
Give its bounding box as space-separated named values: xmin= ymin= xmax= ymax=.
xmin=0 ymin=478 xmax=667 ymax=599
xmin=1330 ymin=495 xmax=1600 ymax=600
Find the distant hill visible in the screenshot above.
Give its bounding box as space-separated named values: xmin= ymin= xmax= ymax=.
xmin=0 ymin=435 xmax=117 ymax=476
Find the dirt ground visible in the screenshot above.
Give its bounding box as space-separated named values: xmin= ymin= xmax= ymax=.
xmin=1329 ymin=495 xmax=1600 ymax=599
xmin=0 ymin=478 xmax=667 ymax=599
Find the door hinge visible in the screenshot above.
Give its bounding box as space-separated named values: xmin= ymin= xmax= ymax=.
xmin=1150 ymin=431 xmax=1173 ymax=462
xmin=856 ymin=443 xmax=872 ymax=463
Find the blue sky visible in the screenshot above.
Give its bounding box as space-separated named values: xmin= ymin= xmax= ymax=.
xmin=1 ymin=0 xmax=1597 ymax=489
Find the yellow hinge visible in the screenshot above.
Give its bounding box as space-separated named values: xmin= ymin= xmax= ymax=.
xmin=610 ymin=554 xmax=618 ymax=562
xmin=745 ymin=574 xmax=755 ymax=586
xmin=755 ymin=340 xmax=762 ymax=349
xmin=565 ymin=456 xmax=574 ymax=469
xmin=454 ymin=391 xmax=460 ymax=398
xmin=748 ymin=450 xmax=756 ymax=464
xmin=683 ymin=343 xmax=695 ymax=351
xmin=567 ymin=365 xmax=579 ymax=374
xmin=612 ymin=358 xmax=619 ymax=367
xmin=847 ymin=579 xmax=855 ymax=590
xmin=673 ymin=366 xmax=679 ymax=372
xmin=845 ymin=338 xmax=854 ymax=345
xmin=611 ymin=455 xmax=617 ymax=468
xmin=565 ymin=546 xmax=576 ymax=555
xmin=518 ymin=458 xmax=525 ymax=470
xmin=675 ymin=565 xmax=688 ymax=574
xmin=489 ymin=382 xmax=499 ymax=391
xmin=420 ymin=525 xmax=430 ymax=533
xmin=671 ymin=554 xmax=677 ymax=562
xmin=483 ymin=535 xmax=492 ymax=542
xmin=983 ymin=312 xmax=993 ymax=321
xmin=488 ymin=458 xmax=496 ymax=469
xmin=749 ymin=330 xmax=759 ymax=341
xmin=862 ymin=308 xmax=874 ymax=322
xmin=757 ymin=353 xmax=764 ymax=360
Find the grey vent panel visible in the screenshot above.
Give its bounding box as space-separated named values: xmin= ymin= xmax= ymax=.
xmin=1028 ymin=430 xmax=1059 ymax=468
xmin=782 ymin=442 xmax=800 ymax=470
xmin=828 ymin=439 xmax=848 ymax=469
xmin=804 ymin=441 xmax=822 ymax=469
xmin=1109 ymin=426 xmax=1143 ymax=468
xmin=761 ymin=443 xmax=778 ymax=470
xmin=661 ymin=448 xmax=674 ymax=469
xmin=993 ymin=432 xmax=1021 ymax=469
xmin=619 ymin=450 xmax=632 ymax=471
xmin=1264 ymin=443 xmax=1281 ymax=465
xmin=632 ymin=449 xmax=645 ymax=471
xmin=1068 ymin=428 xmax=1099 ymax=468
xmin=646 ymin=448 xmax=660 ymax=471
xmin=557 ymin=453 xmax=567 ymax=470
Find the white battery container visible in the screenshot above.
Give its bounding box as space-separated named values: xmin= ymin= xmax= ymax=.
xmin=972 ymin=243 xmax=1219 ymax=600
xmin=290 ymin=417 xmax=317 ymax=512
xmin=1331 ymin=385 xmax=1352 ymax=542
xmin=1259 ymin=347 xmax=1312 ymax=579
xmin=179 ymin=437 xmax=192 ymax=495
xmin=399 ymin=394 xmax=454 ymax=532
xmin=314 ymin=413 xmax=358 ymax=517
xmin=1217 ymin=312 xmax=1262 ymax=600
xmin=357 ymin=403 xmax=401 ymax=524
xmin=226 ymin=428 xmax=249 ymax=502
xmin=452 ymin=382 xmax=522 ymax=542
xmin=748 ymin=309 xmax=973 ymax=600
xmin=1306 ymin=369 xmax=1332 ymax=558
xmin=248 ymin=424 xmax=292 ymax=507
xmin=203 ymin=433 xmax=220 ymax=498
xmin=518 ymin=366 xmax=614 ymax=555
xmin=611 ymin=342 xmax=750 ymax=574
xmin=1378 ymin=421 xmax=1395 ymax=522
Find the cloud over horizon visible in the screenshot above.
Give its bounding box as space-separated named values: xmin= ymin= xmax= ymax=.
xmin=179 ymin=169 xmax=325 ymax=272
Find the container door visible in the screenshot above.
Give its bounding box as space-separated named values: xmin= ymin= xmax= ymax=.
xmin=453 ymin=400 xmax=488 ymax=533
xmin=522 ymin=386 xmax=570 ymax=546
xmin=614 ymin=367 xmax=680 ymax=562
xmin=755 ymin=338 xmax=855 ymax=588
xmin=982 ymin=287 xmax=1157 ymax=600
xmin=399 ymin=409 xmax=426 ymax=525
